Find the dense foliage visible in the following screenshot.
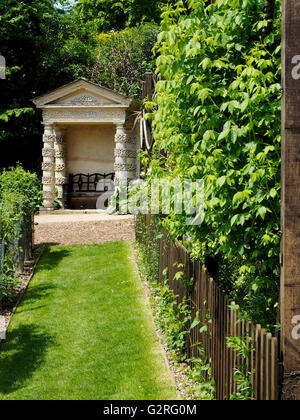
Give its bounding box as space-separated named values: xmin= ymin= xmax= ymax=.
xmin=0 ymin=165 xmax=42 ymax=217
xmin=146 ymin=0 xmax=281 ymax=329
xmin=73 ymin=0 xmax=176 ymax=33
xmin=88 ymin=24 xmax=157 ymax=98
xmin=0 ymin=166 xmax=42 ymax=302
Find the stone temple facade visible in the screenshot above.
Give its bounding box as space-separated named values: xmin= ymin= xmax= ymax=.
xmin=32 ymin=78 xmax=140 ymax=210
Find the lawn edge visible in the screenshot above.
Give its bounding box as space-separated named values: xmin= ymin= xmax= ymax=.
xmin=0 ymin=251 xmax=42 ymax=342
xmin=130 ymin=243 xmax=181 ymax=400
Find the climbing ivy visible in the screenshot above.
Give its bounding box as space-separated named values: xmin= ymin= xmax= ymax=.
xmin=146 ymin=0 xmax=281 ymax=329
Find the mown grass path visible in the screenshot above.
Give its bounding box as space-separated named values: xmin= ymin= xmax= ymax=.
xmin=0 ymin=242 xmax=177 ymax=400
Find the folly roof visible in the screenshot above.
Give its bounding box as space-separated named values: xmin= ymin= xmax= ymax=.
xmin=32 ymin=78 xmax=132 ymax=109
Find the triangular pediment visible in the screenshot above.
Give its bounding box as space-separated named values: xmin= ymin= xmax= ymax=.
xmin=50 ymin=89 xmax=119 ymax=106
xmin=32 ymin=78 xmax=131 ymax=108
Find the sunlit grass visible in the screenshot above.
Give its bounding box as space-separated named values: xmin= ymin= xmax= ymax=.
xmin=0 ymin=242 xmax=177 ymax=400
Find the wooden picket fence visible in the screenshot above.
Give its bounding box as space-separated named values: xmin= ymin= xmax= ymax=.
xmin=140 ymin=216 xmax=280 ymax=400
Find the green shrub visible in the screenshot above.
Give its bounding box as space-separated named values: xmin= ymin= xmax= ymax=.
xmin=0 ymin=190 xmax=23 ymax=302
xmin=88 ymin=24 xmax=158 ymax=98
xmin=0 ymin=165 xmax=42 ymax=213
xmin=0 ymin=165 xmax=42 ymax=302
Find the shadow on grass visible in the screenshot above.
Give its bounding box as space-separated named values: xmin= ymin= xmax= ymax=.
xmin=16 ymin=282 xmax=57 ymax=316
xmin=23 ymin=283 xmax=56 ymax=302
xmin=35 ymin=242 xmax=61 ymax=249
xmin=34 ymin=248 xmax=71 ymax=273
xmin=0 ymin=324 xmax=55 ymax=395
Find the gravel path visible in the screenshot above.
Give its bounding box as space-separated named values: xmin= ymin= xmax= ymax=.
xmin=34 ymin=212 xmax=135 ymax=247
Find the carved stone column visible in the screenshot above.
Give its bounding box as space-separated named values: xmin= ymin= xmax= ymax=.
xmin=114 ymin=124 xmax=128 ymax=187
xmin=126 ymin=132 xmax=138 ymax=182
xmin=41 ymin=123 xmax=55 ymax=210
xmin=54 ymin=126 xmax=67 ymax=208
xmin=114 ymin=124 xmax=137 ymax=187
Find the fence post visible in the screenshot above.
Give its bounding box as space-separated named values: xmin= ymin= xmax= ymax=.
xmin=281 ymin=0 xmax=300 ymax=400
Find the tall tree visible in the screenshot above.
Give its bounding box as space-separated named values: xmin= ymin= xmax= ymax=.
xmin=0 ymin=0 xmax=93 ymax=172
xmin=73 ymin=0 xmax=176 ymax=33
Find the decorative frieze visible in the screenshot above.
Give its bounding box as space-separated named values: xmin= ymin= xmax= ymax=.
xmin=55 ymin=135 xmax=65 ymax=144
xmin=43 ymin=109 xmax=126 ymax=123
xmin=55 ymin=150 xmax=66 ymax=159
xmin=128 ymin=134 xmax=137 ymax=145
xmin=115 ymin=133 xmax=137 ymax=145
xmin=115 ymin=133 xmax=128 ymax=143
xmin=114 ymin=149 xmax=137 ymax=158
xmin=55 ymin=176 xmax=67 ymax=185
xmin=42 ymin=148 xmax=55 ymax=158
xmin=42 ymin=176 xmax=55 ymax=185
xmin=114 ymin=163 xmax=125 ymax=171
xmin=55 ymin=163 xmax=66 ymax=171
xmin=68 ymin=94 xmax=106 ymax=106
xmin=43 ymin=134 xmax=56 ymax=143
xmin=114 ymin=163 xmax=136 ymax=172
xmin=42 ymin=162 xmax=54 ymax=171
xmin=127 ymin=164 xmax=137 ymax=172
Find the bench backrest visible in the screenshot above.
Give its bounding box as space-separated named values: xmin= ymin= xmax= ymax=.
xmin=68 ymin=173 xmax=115 ymax=193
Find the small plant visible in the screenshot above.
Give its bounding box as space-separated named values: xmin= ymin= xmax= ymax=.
xmin=226 ymin=334 xmax=255 ymax=400
xmin=173 ymin=261 xmax=195 ymax=288
xmin=152 ymin=273 xmax=191 ymax=357
xmin=187 ymin=347 xmax=215 ymax=400
xmin=187 ymin=306 xmax=215 ymax=400
xmin=134 ymin=214 xmax=161 ymax=284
